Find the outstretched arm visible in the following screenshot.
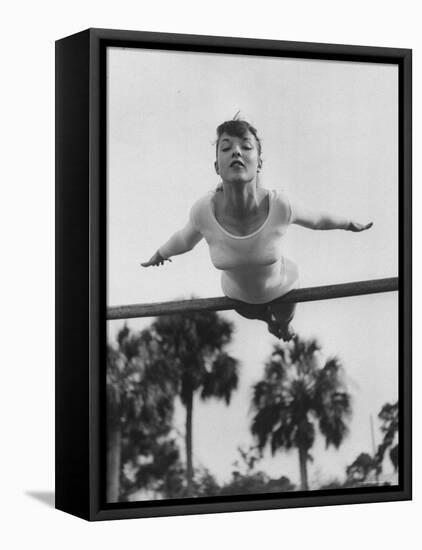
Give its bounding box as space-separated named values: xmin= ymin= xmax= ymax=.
xmin=291 ymin=201 xmax=373 ymax=232
xmin=141 ymin=219 xmax=203 ymax=267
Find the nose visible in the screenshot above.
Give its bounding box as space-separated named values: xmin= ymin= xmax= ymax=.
xmin=232 ymin=145 xmax=242 ymax=157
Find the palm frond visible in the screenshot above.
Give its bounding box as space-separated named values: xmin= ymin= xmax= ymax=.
xmin=251 ymin=404 xmax=281 ymax=450
xmin=201 ymin=353 xmax=239 ymax=404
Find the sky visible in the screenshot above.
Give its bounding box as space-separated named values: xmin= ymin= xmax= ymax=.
xmin=106 ymin=46 xmax=398 ymax=490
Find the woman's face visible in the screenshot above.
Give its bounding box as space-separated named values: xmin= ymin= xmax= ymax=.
xmin=215 ymin=131 xmax=261 ymax=185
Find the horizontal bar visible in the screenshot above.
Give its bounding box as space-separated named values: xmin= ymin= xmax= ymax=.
xmin=107 ymin=277 xmax=398 ymax=320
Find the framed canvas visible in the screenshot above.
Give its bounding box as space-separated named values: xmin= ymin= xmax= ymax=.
xmin=55 ymin=28 xmax=412 ymax=521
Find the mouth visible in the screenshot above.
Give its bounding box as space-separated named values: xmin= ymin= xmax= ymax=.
xmin=230 ymin=160 xmax=245 ymax=168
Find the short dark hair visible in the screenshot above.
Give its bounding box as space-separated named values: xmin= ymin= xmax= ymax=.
xmin=215 ymin=119 xmax=262 ymax=158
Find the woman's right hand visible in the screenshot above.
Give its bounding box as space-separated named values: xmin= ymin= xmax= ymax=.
xmin=140 ymin=251 xmax=172 ymax=267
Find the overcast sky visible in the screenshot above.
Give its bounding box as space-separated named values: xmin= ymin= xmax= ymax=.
xmin=107 ymin=47 xmax=398 ymax=490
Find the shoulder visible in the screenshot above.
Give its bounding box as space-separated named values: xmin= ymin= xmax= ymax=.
xmin=189 ymin=190 xmax=214 ymax=227
xmin=271 ymin=187 xmax=290 ymax=203
xmin=271 ymin=188 xmax=292 ymax=211
xmin=270 ymin=188 xmax=293 ymax=224
xmin=191 ymin=190 xmax=214 ymax=214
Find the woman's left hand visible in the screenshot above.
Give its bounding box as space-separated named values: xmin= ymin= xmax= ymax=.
xmin=348 ymin=221 xmax=373 ymax=232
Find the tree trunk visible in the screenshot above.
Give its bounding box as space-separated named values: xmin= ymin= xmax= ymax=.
xmin=298 ymin=445 xmax=309 ymax=491
xmin=107 ymin=422 xmax=122 ymax=502
xmin=185 ymin=390 xmax=194 ymax=496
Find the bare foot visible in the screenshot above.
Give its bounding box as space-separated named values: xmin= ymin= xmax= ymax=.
xmin=267 ymin=320 xmax=296 ymax=341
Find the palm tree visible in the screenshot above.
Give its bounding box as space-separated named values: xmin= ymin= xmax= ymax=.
xmin=251 ymin=335 xmax=352 ymax=491
xmin=106 ymin=325 xmax=178 ymax=502
xmin=152 ymin=310 xmax=239 ymax=496
xmin=346 ymin=452 xmax=379 ymax=486
xmin=376 ymin=401 xmax=399 ymax=472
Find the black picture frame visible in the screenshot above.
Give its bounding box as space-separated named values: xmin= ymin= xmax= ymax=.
xmin=55 ymin=28 xmax=412 ymax=521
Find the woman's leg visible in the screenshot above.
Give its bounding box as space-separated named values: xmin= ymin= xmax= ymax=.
xmin=234 ymin=299 xmax=296 ymax=341
xmin=265 ymin=299 xmax=296 ymax=341
xmin=265 ymin=257 xmax=299 ymax=340
xmin=234 ymin=303 xmax=267 ymax=322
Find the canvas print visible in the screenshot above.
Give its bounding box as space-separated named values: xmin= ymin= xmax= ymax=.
xmin=106 ymin=47 xmax=399 ymax=503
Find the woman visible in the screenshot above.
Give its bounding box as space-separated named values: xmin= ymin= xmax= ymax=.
xmin=141 ymin=118 xmax=372 ymax=340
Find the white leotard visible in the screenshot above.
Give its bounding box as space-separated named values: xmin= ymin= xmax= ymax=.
xmin=159 ymin=189 xmax=299 ymax=304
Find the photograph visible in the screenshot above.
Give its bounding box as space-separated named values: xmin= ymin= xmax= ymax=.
xmin=2 ymin=0 xmax=418 ymax=544
xmin=0 ymin=0 xmax=422 ymax=550
xmin=105 ymin=44 xmax=400 ymax=504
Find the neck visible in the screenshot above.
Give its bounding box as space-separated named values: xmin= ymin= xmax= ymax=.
xmin=221 ymin=178 xmax=261 ymax=216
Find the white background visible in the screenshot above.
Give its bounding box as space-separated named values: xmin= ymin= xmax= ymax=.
xmin=1 ymin=1 xmax=418 ymax=549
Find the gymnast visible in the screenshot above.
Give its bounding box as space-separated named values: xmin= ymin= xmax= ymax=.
xmin=141 ymin=117 xmax=372 ymax=340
